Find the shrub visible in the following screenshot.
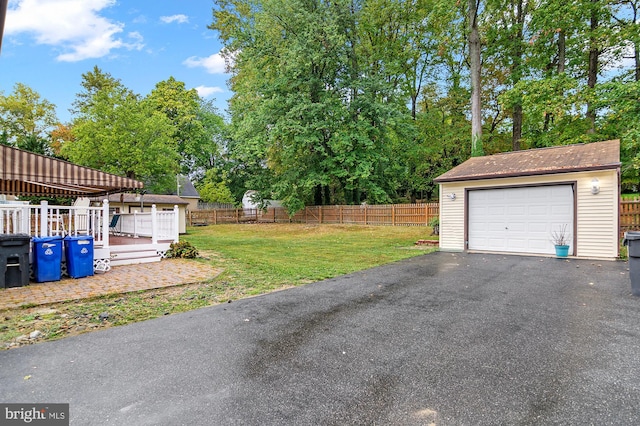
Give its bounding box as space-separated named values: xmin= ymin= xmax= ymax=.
xmin=166 ymin=241 xmax=199 ymax=259
xmin=428 ymin=217 xmax=439 ymax=236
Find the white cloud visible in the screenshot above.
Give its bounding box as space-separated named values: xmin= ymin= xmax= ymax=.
xmin=6 ymin=0 xmax=144 ymax=62
xmin=183 ymin=52 xmax=227 ymax=74
xmin=160 ymin=14 xmax=189 ymax=24
xmin=195 ymin=86 xmax=224 ymax=98
xmin=132 ymin=15 xmax=148 ymax=24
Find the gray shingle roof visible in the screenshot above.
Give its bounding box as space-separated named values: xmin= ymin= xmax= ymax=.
xmin=435 ymin=140 xmax=620 ymax=183
xmin=173 ymin=176 xmax=200 ymax=198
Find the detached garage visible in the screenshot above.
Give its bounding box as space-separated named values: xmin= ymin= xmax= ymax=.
xmin=434 ymin=140 xmax=621 ymax=259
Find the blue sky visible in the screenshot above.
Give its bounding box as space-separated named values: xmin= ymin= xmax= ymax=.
xmin=1 ymin=0 xmax=231 ymax=123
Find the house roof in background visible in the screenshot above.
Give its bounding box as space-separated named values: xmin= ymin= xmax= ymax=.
xmin=435 ymin=140 xmax=620 ymax=183
xmin=91 ymin=193 xmax=188 ymax=205
xmin=0 ymin=144 xmax=144 ymax=196
xmin=173 ymin=175 xmax=199 ymax=198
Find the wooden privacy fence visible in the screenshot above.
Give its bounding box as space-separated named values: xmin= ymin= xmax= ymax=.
xmin=190 ymin=199 xmax=640 ymax=237
xmin=189 ymin=203 xmax=440 ymax=227
xmin=620 ymin=199 xmax=640 ymax=238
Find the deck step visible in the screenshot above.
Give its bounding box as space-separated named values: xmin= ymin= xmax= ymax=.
xmin=110 ymin=256 xmax=161 ymax=267
xmin=109 ymin=248 xmax=161 ymax=266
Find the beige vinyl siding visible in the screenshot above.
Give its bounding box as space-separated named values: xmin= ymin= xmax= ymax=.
xmin=575 ymin=170 xmax=618 ymax=258
xmin=438 ymin=169 xmax=619 ymax=258
xmin=439 ymin=182 xmax=467 ymax=251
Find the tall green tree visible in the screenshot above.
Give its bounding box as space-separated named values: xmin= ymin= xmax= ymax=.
xmin=208 ymin=0 xmax=640 ymax=202
xmin=212 ymin=0 xmax=402 ymax=211
xmin=64 ymin=74 xmax=179 ymax=193
xmin=146 ymin=78 xmax=226 ymax=179
xmin=483 ymin=0 xmax=535 ymax=151
xmin=72 ymin=66 xmax=121 ymax=115
xmin=0 ymin=83 xmax=58 ymax=155
xmin=611 ymin=0 xmax=640 ymax=81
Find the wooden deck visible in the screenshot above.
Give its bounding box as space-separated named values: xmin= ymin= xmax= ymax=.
xmin=94 ymin=234 xmax=175 ymax=267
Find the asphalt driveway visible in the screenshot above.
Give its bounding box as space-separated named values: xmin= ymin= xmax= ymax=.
xmin=1 ymin=252 xmax=639 ymax=425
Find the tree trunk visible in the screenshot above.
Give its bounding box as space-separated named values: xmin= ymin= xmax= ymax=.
xmin=512 ymin=104 xmax=522 ymax=151
xmin=314 ymin=186 xmax=323 ymax=206
xmin=557 ymin=30 xmax=566 ymax=74
xmin=543 ymin=30 xmax=565 ymax=134
xmin=635 ymin=40 xmax=640 ymax=82
xmin=411 ymin=93 xmax=417 ymax=120
xmin=511 ymin=0 xmax=525 ymax=151
xmin=586 ymin=0 xmax=599 ymax=133
xmin=469 ymin=0 xmax=483 ymax=156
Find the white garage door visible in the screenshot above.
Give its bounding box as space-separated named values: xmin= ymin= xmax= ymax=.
xmin=468 ymin=185 xmax=574 ymax=255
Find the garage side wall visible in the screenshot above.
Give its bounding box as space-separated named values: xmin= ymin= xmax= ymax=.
xmin=575 ymin=170 xmax=618 ymax=258
xmin=439 ymin=169 xmax=619 ymax=258
xmin=439 ymin=182 xmax=467 ymax=251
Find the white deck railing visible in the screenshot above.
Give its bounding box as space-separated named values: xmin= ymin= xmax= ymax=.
xmin=113 ymin=206 xmax=180 ymax=243
xmin=0 ymin=200 xmax=179 ymax=247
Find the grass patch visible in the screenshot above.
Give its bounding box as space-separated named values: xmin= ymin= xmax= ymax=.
xmin=1 ymin=224 xmax=435 ymax=348
xmin=184 ymin=224 xmax=435 ymax=290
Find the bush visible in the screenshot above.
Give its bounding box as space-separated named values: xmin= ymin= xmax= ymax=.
xmin=166 ymin=241 xmax=199 ymax=259
xmin=428 ymin=217 xmax=439 ymax=236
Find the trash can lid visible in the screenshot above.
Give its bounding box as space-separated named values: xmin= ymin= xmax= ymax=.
xmin=623 ymin=231 xmax=640 ymax=246
xmin=31 ymin=236 xmax=63 ymax=242
xmin=63 ymin=235 xmax=94 ymax=241
xmin=0 ymin=233 xmax=31 ymax=242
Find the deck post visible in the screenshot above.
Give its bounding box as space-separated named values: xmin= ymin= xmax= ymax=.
xmin=151 ymin=204 xmax=158 ymax=244
xmin=102 ymin=200 xmax=110 ymax=248
xmin=20 ymin=205 xmax=30 ymax=235
xmin=39 ymin=201 xmax=48 ymax=237
xmin=173 ymin=205 xmax=179 ymax=242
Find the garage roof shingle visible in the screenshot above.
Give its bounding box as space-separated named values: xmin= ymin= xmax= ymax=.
xmin=434 ymin=140 xmax=620 ymax=183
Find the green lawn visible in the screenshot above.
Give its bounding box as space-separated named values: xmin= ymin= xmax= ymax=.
xmin=1 ymin=224 xmax=435 ymax=348
xmin=183 ymin=223 xmax=436 ymax=295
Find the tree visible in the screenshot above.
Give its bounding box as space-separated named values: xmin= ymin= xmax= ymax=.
xmin=468 ymin=0 xmax=484 ymax=156
xmin=190 ymin=99 xmax=227 ymax=180
xmin=146 ymin=77 xmax=226 ymax=178
xmin=599 ymin=81 xmax=640 ymax=191
xmin=197 ymin=168 xmax=236 ymax=204
xmin=0 ymin=83 xmax=58 ymax=154
xmin=483 ymin=0 xmax=535 ymax=151
xmin=50 ymin=123 xmax=74 ymax=157
xmin=212 ymin=0 xmax=402 ymax=211
xmin=72 ymin=66 xmax=121 ymax=115
xmin=611 ymin=0 xmax=640 ymax=81
xmin=64 ymin=75 xmax=180 ymax=193
xmin=207 ymin=0 xmax=640 ymax=203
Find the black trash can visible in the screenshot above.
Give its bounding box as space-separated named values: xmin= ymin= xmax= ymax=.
xmin=623 ymin=231 xmax=640 ymax=296
xmin=32 ymin=236 xmax=63 ymax=283
xmin=0 ymin=234 xmax=31 ymax=288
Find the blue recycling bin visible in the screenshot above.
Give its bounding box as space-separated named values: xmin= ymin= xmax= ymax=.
xmin=64 ymin=235 xmax=94 ymax=278
xmin=32 ymin=236 xmax=63 ymax=282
